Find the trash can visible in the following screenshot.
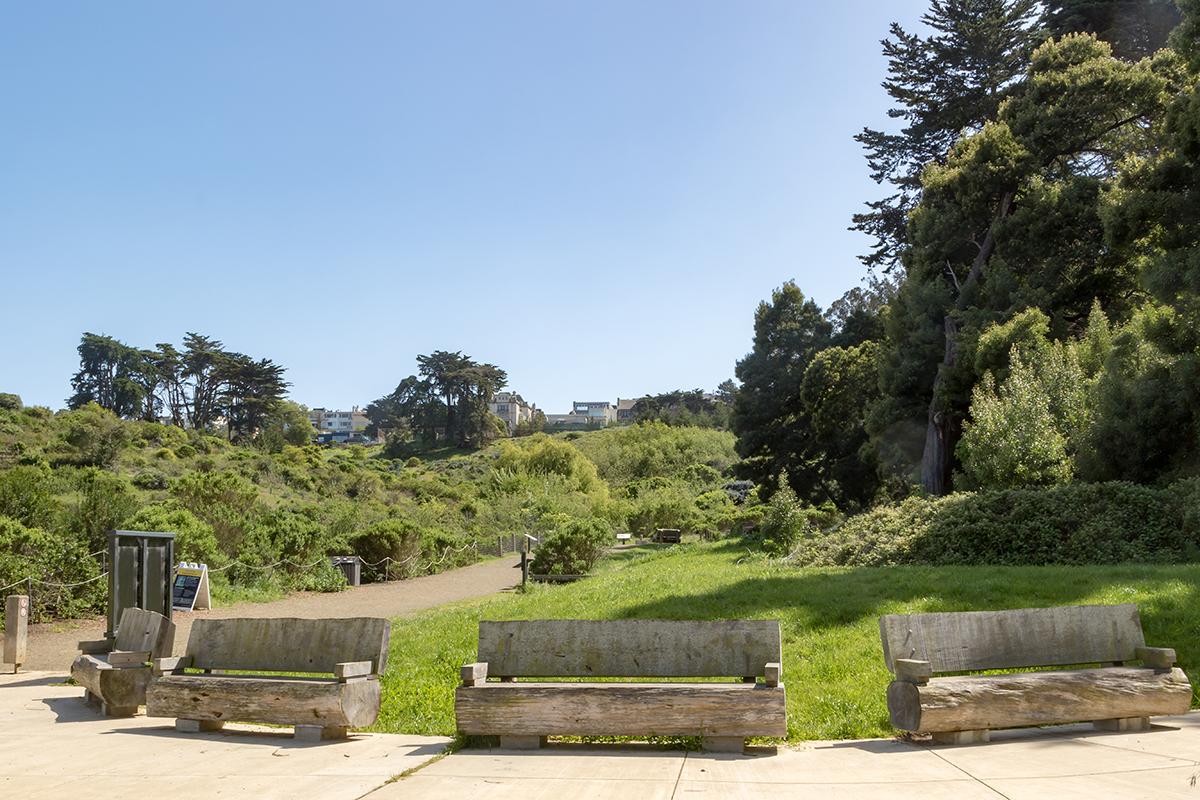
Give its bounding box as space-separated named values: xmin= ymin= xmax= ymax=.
xmin=330 ymin=556 xmax=361 ymax=586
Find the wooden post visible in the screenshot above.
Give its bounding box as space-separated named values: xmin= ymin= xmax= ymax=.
xmin=497 ymin=536 xmax=503 ymax=557
xmin=520 ymin=549 xmax=529 ymax=588
xmin=4 ymin=595 xmax=30 ymax=674
xmin=511 ymin=533 xmax=517 ymax=552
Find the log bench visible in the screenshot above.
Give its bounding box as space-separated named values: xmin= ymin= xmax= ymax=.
xmin=880 ymin=604 xmax=1192 ymax=744
xmin=455 ymin=619 xmax=786 ymax=752
xmin=146 ymin=617 xmax=390 ymax=741
xmin=71 ymin=607 xmax=175 ymax=717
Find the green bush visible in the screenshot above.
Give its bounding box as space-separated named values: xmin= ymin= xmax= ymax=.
xmin=0 ymin=464 xmax=57 ymax=528
xmin=570 ymin=422 xmax=736 ymax=486
xmin=126 ymin=503 xmax=224 ymax=567
xmin=751 ymin=480 xmax=840 ymax=557
xmin=350 ymin=519 xmax=422 ymax=580
xmin=792 ymin=481 xmax=1198 ymax=567
xmin=171 ymin=470 xmax=259 ymax=552
xmin=61 ymin=468 xmax=139 ymax=552
xmin=55 ymin=403 xmax=131 ymax=467
xmin=132 ymin=470 xmax=169 ymax=490
xmin=0 ymin=393 xmax=22 ymax=411
xmin=0 ymin=516 xmax=104 ymax=621
xmin=529 ymin=516 xmax=613 ymax=576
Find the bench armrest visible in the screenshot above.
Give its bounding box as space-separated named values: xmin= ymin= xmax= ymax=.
xmin=1135 ymin=646 xmax=1176 ymax=669
xmin=461 ymin=662 xmax=488 ymax=687
xmin=334 ymin=661 xmax=375 ymax=681
xmin=153 ymin=656 xmax=192 ymax=676
xmin=108 ymin=650 xmax=152 ymax=668
xmin=894 ymin=659 xmax=932 ymax=685
xmin=764 ymin=662 xmax=782 ymax=687
xmin=78 ymin=639 xmax=110 ymax=655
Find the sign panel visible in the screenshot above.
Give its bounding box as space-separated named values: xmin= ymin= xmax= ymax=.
xmin=171 ymin=564 xmax=211 ymax=612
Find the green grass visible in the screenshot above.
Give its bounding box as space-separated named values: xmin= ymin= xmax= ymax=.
xmin=372 ymin=540 xmax=1200 ymax=742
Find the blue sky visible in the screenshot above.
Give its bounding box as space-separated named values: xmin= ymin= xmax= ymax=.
xmin=0 ymin=1 xmax=926 ymax=413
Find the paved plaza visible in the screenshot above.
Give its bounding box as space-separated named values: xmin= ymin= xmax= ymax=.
xmin=3 ymin=670 xmax=1198 ymax=799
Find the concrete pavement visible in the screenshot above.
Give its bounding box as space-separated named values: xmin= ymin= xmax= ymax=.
xmin=0 ymin=671 xmax=449 ymax=799
xmin=371 ymin=715 xmax=1200 ymax=799
xmin=4 ymin=670 xmax=1199 ymax=798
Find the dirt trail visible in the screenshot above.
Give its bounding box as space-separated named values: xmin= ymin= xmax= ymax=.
xmin=21 ymin=556 xmax=523 ymax=671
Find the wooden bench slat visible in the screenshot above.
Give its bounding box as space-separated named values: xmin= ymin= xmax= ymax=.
xmin=456 ymin=682 xmax=787 ymax=737
xmin=113 ymin=608 xmax=175 ymax=658
xmin=185 ymin=617 xmax=390 ymax=674
xmin=147 ymin=673 xmax=381 ymax=728
xmin=478 ymin=619 xmax=781 ymax=678
xmin=879 ymin=604 xmax=1145 ymax=673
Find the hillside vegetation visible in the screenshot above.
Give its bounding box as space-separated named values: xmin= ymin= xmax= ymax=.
xmin=0 ymin=400 xmax=741 ymax=620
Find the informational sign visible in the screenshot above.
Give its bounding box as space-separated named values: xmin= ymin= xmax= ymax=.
xmin=171 ymin=563 xmax=211 ymax=612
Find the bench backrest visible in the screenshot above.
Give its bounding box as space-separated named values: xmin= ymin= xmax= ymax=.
xmin=879 ymin=604 xmax=1146 ymax=674
xmin=478 ymin=619 xmax=781 ymax=678
xmin=185 ymin=617 xmax=390 ymax=674
xmin=114 ymin=607 xmax=175 ymax=658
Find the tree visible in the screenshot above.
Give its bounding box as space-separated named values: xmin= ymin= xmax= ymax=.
xmin=67 ymin=333 xmax=146 ymax=418
xmin=220 ymin=353 xmax=288 ymax=440
xmin=900 ymin=35 xmax=1173 ymax=493
xmin=799 ymin=341 xmax=883 ymax=509
xmin=1044 ymin=0 xmax=1182 ymax=60
xmin=732 ymin=282 xmax=832 ymax=496
xmin=853 ymin=0 xmax=1042 ymax=272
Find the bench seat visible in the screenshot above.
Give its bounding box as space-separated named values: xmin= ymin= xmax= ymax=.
xmin=880 ymin=604 xmax=1192 ymax=743
xmin=145 ymin=617 xmax=390 ymax=741
xmin=455 ymin=619 xmax=786 ymax=751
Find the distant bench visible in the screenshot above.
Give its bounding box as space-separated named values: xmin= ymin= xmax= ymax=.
xmin=147 ymin=617 xmax=390 ymax=741
xmin=652 ymin=529 xmax=681 ymax=544
xmin=880 ymin=604 xmax=1192 ymax=744
xmin=72 ymin=607 xmax=175 ymax=717
xmin=456 ymin=619 xmax=786 ymax=752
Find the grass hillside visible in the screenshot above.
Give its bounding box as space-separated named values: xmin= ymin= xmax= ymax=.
xmin=0 ymin=400 xmax=742 ymax=619
xmin=375 ymin=540 xmax=1200 ymax=743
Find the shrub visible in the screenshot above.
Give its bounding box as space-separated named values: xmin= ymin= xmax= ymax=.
xmin=792 ymin=481 xmax=1198 ymax=567
xmin=350 ymin=519 xmax=422 ymax=580
xmin=174 ymin=443 xmax=197 ymax=459
xmin=0 ymin=393 xmax=22 ymax=410
xmin=132 ymin=470 xmax=169 ymax=490
xmin=126 ymin=503 xmax=224 ymax=566
xmin=60 ymin=468 xmax=139 ymax=552
xmin=570 ymin=422 xmax=737 ymax=486
xmin=0 ymin=516 xmax=104 ymax=621
xmin=171 ymin=470 xmax=259 ymax=552
xmin=529 ymin=516 xmax=613 ymax=576
xmin=0 ymin=464 xmax=57 ymax=528
xmin=55 ymin=403 xmax=131 ymax=467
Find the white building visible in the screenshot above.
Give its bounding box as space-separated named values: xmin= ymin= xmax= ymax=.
xmin=309 ymin=406 xmax=369 ymax=434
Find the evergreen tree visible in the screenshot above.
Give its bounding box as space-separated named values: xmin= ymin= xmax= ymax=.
xmin=1044 ymin=0 xmax=1182 ymax=59
xmin=853 ymin=0 xmax=1041 ymax=272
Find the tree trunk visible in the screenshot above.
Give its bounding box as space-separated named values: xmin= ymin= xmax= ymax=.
xmin=920 ymin=316 xmax=959 ymax=495
xmin=919 ymin=190 xmax=1014 ymax=495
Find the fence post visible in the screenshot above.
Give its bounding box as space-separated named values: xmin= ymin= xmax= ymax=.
xmin=511 ymin=533 xmax=517 ymax=552
xmin=520 ymin=549 xmax=529 ymax=588
xmin=497 ymin=536 xmax=503 ymax=557
xmin=4 ymin=595 xmax=29 ymax=674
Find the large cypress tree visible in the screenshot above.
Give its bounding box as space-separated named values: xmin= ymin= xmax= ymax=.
xmin=852 ymin=0 xmax=1042 ymax=272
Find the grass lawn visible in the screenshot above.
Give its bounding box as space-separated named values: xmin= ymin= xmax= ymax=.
xmin=372 ymin=540 xmax=1200 ymax=743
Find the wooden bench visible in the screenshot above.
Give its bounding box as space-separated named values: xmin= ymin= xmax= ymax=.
xmin=653 ymin=528 xmax=682 ymax=544
xmin=455 ymin=619 xmax=786 ymax=752
xmin=72 ymin=607 xmax=175 ymax=717
xmin=880 ymin=604 xmax=1192 ymax=744
xmin=146 ymin=617 xmax=390 ymax=741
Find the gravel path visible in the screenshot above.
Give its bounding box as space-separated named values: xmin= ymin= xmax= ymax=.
xmin=22 ymin=556 xmax=523 ymax=671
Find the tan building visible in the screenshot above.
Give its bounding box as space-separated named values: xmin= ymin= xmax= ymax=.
xmin=309 ymin=406 xmax=369 ymax=434
xmin=489 ymin=391 xmax=537 ymax=433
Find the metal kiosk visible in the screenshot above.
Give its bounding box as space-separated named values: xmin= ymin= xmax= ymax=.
xmin=105 ymin=530 xmax=175 ymax=646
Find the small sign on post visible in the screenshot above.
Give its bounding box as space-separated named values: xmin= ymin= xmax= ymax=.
xmin=4 ymin=595 xmax=29 ymax=674
xmin=171 ymin=563 xmax=211 ymax=612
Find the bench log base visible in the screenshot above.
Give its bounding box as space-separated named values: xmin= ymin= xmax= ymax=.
xmin=147 ymin=674 xmax=380 ymax=730
xmin=70 ymin=655 xmax=150 ymax=717
xmin=295 ymin=724 xmax=348 ymax=742
xmin=1094 ymin=716 xmax=1151 ymax=732
xmin=456 ymin=682 xmax=786 ymax=741
xmin=176 ymin=718 xmax=225 ymax=733
xmin=499 ymin=735 xmax=547 ymax=749
xmin=888 ymin=667 xmax=1191 ymax=737
xmin=931 ymin=730 xmax=990 ymax=745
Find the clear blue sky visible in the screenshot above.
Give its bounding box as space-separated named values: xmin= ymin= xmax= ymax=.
xmin=0 ymin=1 xmax=926 ymax=413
